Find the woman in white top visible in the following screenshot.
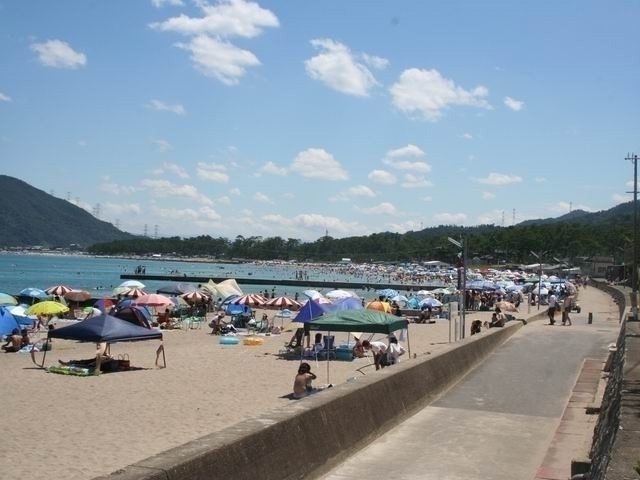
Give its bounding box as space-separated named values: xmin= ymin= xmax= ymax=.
xmin=386 ymin=336 xmax=406 ymax=365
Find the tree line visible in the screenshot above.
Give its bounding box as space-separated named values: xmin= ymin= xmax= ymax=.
xmin=86 ymin=220 xmax=632 ymax=266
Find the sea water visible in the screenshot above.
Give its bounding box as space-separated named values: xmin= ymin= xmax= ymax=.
xmin=0 ymin=253 xmax=383 ymax=300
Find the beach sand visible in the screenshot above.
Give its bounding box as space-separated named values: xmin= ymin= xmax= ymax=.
xmin=0 ymin=288 xmax=617 ymax=480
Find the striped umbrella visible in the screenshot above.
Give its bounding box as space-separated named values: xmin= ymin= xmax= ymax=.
xmin=119 ymin=287 xmax=147 ymax=298
xmin=180 ymin=290 xmax=211 ymax=304
xmin=265 ymin=296 xmax=300 ymax=309
xmin=45 ymin=285 xmax=73 ymax=296
xmin=232 ymin=294 xmax=267 ymax=306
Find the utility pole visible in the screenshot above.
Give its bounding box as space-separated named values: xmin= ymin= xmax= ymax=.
xmin=626 ymin=153 xmax=639 ymax=319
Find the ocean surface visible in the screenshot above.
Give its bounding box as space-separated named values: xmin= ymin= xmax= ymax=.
xmin=0 ymin=253 xmax=390 ymax=300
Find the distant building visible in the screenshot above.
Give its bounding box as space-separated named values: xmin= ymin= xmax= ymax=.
xmin=589 ymin=256 xmax=615 ymax=277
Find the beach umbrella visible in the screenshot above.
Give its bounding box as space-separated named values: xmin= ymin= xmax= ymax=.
xmin=303 ymin=289 xmax=323 ymax=300
xmin=118 ymin=287 xmax=147 ymax=298
xmin=133 ymin=293 xmax=174 ymax=308
xmin=25 ymin=300 xmax=69 ymax=316
xmin=324 ymin=290 xmax=358 ymax=302
xmin=376 ymin=288 xmax=399 ymax=300
xmin=64 ymin=290 xmax=92 ymax=303
xmin=19 ymin=288 xmax=50 ymax=301
xmin=119 ymin=280 xmax=146 ymax=289
xmin=0 ymin=293 xmax=18 ymax=306
xmin=265 ymin=296 xmax=299 ymax=309
xmin=180 ymin=290 xmax=211 ymax=304
xmin=419 ymin=297 xmax=443 ymax=308
xmin=94 ymin=298 xmax=115 ymax=312
xmin=45 ymin=285 xmax=73 ymax=296
xmin=231 ymin=294 xmax=267 ymax=306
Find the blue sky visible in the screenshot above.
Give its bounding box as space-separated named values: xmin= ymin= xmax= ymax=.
xmin=1 ymin=1 xmax=638 ymax=242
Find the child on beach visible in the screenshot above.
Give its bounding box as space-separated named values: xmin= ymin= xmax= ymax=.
xmin=292 ymin=362 xmax=317 ymax=399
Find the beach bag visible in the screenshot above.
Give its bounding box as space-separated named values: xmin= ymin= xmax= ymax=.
xmin=118 ymin=354 xmax=130 ymax=371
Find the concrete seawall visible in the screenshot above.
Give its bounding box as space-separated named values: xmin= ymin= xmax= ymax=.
xmin=95 ymin=319 xmax=529 ymax=480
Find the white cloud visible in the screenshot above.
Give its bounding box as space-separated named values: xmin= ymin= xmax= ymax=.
xmin=253 ymin=192 xmax=273 ymax=203
xmin=504 ymin=96 xmax=524 ymax=111
xmin=461 ymin=133 xmax=473 ymax=139
xmin=99 ymin=181 xmax=138 ymax=196
xmin=401 ymin=174 xmax=433 ymax=189
xmin=434 ymin=212 xmax=468 ymax=224
xmin=197 ymin=162 xmax=230 ymax=183
xmin=548 ymin=202 xmax=593 ymax=214
xmin=153 ymin=139 xmax=173 ymax=153
xmin=476 ymin=173 xmax=522 ymax=185
xmin=103 ymin=202 xmax=142 ymax=216
xmin=482 ymin=191 xmax=495 ymax=200
xmin=383 ymin=144 xmax=432 ymax=174
xmin=385 ymin=144 xmax=424 ymax=159
xmin=368 ymin=169 xmax=396 ymax=184
xmin=290 ymin=148 xmax=348 ymax=180
xmin=147 ymin=99 xmax=186 ymax=115
xmin=361 ymin=53 xmax=389 ymax=70
xmin=305 ymin=39 xmax=380 ymax=97
xmin=389 ymin=68 xmax=491 ymax=121
xmin=535 ymin=177 xmax=547 ymax=183
xmin=154 ymin=162 xmax=189 ymax=178
xmin=149 ymin=0 xmax=279 ymax=38
xmin=151 ymin=0 xmax=184 ymax=7
xmin=330 ymin=185 xmax=376 ymax=202
xmin=358 ymin=202 xmax=398 ymax=215
xmin=260 ymin=161 xmax=287 ymax=176
xmin=0 ymin=92 xmax=11 ymax=102
xmin=176 ymin=35 xmax=261 ymax=86
xmin=140 ymin=179 xmax=214 ymax=206
xmin=31 ymin=39 xmax=87 ymax=69
xmin=612 ymin=193 xmax=631 ymax=203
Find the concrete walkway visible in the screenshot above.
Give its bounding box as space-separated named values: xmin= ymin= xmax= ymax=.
xmin=320 ymin=287 xmax=621 ymax=480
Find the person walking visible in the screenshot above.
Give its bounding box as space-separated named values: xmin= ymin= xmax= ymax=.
xmin=562 ymin=295 xmax=572 ymax=326
xmin=547 ymin=291 xmax=558 ymax=325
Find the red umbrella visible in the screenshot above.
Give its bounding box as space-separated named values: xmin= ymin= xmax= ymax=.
xmin=265 ymin=296 xmax=300 ymax=309
xmin=232 ymin=294 xmax=267 ymax=306
xmin=45 ymin=285 xmax=73 ymax=296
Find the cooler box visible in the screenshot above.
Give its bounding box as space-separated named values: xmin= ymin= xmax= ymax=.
xmin=335 ymin=348 xmax=353 ymax=361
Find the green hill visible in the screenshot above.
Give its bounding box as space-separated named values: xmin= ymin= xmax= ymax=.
xmin=0 ymin=175 xmax=137 ymax=249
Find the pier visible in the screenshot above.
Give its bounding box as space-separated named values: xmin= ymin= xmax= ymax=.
xmin=119 ymin=274 xmax=441 ymax=293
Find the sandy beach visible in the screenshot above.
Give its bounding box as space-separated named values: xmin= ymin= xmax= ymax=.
xmin=0 ymin=286 xmax=619 ymax=480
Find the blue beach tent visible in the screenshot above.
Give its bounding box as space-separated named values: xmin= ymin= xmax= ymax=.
xmin=0 ymin=307 xmax=20 ymax=336
xmin=294 ymin=299 xmax=329 ymax=323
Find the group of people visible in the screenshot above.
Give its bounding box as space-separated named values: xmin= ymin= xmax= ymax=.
xmin=291 ymin=333 xmax=407 ymax=398
xmin=546 ymin=291 xmax=573 ymax=326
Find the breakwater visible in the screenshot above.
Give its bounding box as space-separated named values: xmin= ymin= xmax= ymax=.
xmin=119 ymin=274 xmax=441 ymax=293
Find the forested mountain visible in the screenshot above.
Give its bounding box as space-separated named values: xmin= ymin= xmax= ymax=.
xmin=1 ymin=174 xmax=634 ymax=264
xmin=0 ymin=175 xmax=136 ymax=248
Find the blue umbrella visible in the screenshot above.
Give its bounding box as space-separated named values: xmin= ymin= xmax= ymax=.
xmin=376 ymin=288 xmax=399 ymax=299
xmin=19 ymin=288 xmax=50 ymax=302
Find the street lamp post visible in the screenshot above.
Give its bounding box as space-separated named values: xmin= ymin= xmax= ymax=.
xmin=530 ymin=251 xmax=547 ymax=310
xmin=448 ymin=237 xmax=466 ymax=338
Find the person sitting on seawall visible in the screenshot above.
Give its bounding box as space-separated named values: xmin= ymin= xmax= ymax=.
xmin=489 ymin=307 xmax=506 ymax=328
xmin=292 ymin=362 xmax=317 ymax=399
xmin=386 ymin=336 xmax=406 ymax=365
xmin=362 ymin=339 xmax=388 ymax=370
xmin=470 ymin=320 xmax=483 ymax=335
xmin=2 ymin=328 xmax=22 ymax=353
